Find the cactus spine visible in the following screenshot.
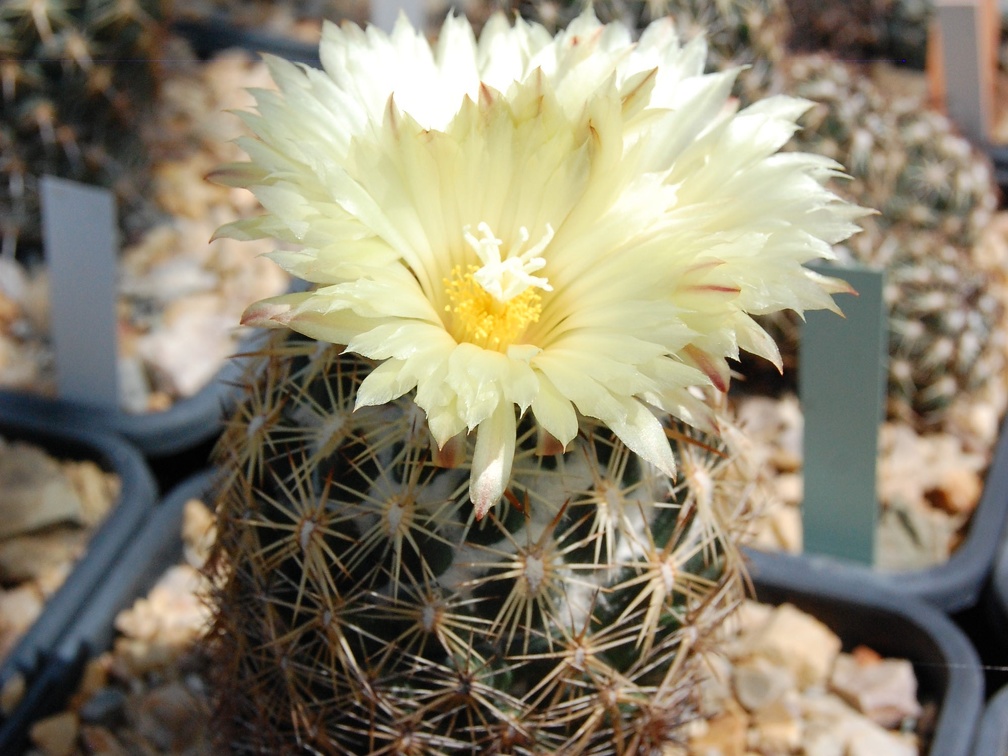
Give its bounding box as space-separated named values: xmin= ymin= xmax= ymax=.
xmin=206 ymin=332 xmax=759 ymax=753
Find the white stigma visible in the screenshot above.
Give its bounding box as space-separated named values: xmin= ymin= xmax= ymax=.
xmin=463 ymin=221 xmax=554 ymax=302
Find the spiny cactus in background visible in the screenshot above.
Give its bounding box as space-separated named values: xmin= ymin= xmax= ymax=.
xmin=783 ymin=0 xmax=891 ymax=59
xmin=653 ymin=0 xmax=791 ymax=102
xmin=0 ymin=0 xmax=167 ymax=257
xmin=748 ymin=54 xmax=1005 ymax=429
xmin=884 ymin=229 xmax=1008 ymax=426
xmin=513 ymin=0 xmax=790 ymax=100
xmin=882 ymin=0 xmax=932 ymax=68
xmin=205 ymin=331 xmax=759 ymax=753
xmin=783 ymin=0 xmax=933 ymax=67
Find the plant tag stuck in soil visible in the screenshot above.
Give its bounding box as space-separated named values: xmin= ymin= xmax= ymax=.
xmin=800 ymin=264 xmax=887 ymax=566
xmin=40 ymin=176 xmax=119 ymax=410
xmin=930 ymin=0 xmax=997 ymax=143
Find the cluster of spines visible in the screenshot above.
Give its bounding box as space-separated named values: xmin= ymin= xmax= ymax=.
xmin=0 ymin=0 xmax=166 ymax=256
xmin=205 ymin=331 xmax=756 ymax=754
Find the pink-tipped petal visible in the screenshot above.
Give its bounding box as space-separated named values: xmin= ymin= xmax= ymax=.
xmin=241 ymin=299 xmax=295 ymax=327
xmin=536 ymin=426 xmax=567 ymax=457
xmin=469 ymin=404 xmax=516 ymax=520
xmin=433 ymin=431 xmax=466 ymax=469
xmin=683 ymin=344 xmax=730 ymax=394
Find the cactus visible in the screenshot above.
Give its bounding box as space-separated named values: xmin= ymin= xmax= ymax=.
xmin=783 ymin=0 xmax=891 ymax=59
xmin=0 ymin=0 xmax=166 ymax=257
xmin=776 ymin=54 xmax=997 ymax=251
xmin=780 ymin=0 xmax=932 ymax=67
xmin=201 ymin=7 xmax=863 ymax=750
xmin=205 ymin=331 xmax=759 ymax=753
xmin=882 ymin=0 xmax=932 ymax=68
xmin=883 ymin=229 xmax=1008 ymax=427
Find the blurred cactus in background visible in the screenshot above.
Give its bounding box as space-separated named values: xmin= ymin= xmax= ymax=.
xmin=0 ymin=0 xmax=168 ymax=258
xmin=513 ymin=0 xmax=790 ymax=100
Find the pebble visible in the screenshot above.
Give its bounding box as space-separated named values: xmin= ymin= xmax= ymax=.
xmin=0 ymin=442 xmax=85 ymax=539
xmin=691 ymin=601 xmax=924 ymax=756
xmin=29 ymin=712 xmax=79 ymax=756
xmin=738 ymin=603 xmax=842 ymax=688
xmin=733 ymin=656 xmax=795 ymax=712
xmin=830 ymin=649 xmax=922 ymax=728
xmin=1 ymin=673 xmax=25 ymax=716
xmin=0 ymin=586 xmax=44 ymax=659
xmin=0 ymin=438 xmax=119 ymax=662
xmin=734 ymin=391 xmax=993 ymax=571
xmin=0 ymin=530 xmax=86 ymax=586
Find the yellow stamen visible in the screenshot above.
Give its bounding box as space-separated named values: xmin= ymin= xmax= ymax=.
xmin=444 ymin=265 xmax=542 ymax=351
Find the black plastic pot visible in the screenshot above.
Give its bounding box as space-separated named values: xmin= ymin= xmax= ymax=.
xmin=0 ymin=401 xmax=158 ymax=712
xmin=748 ymin=409 xmax=1008 ymax=614
xmin=0 ymin=469 xmax=984 ymax=754
xmin=973 ymin=683 xmax=1008 ymax=756
xmin=988 ymin=145 xmax=1008 ymax=193
xmin=0 ymin=328 xmax=270 ymax=459
xmin=989 ymin=524 xmax=1008 ymax=624
xmin=0 ymin=468 xmax=212 ymax=753
xmin=748 ymin=549 xmax=985 ymax=756
xmin=980 ymin=529 xmax=1008 ymax=700
xmin=172 ymin=14 xmax=321 ymax=65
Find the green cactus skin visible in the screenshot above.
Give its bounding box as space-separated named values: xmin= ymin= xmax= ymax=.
xmin=205 ymin=331 xmax=757 ymax=754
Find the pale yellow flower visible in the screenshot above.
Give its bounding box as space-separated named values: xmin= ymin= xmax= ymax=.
xmin=217 ymin=10 xmax=863 ymax=518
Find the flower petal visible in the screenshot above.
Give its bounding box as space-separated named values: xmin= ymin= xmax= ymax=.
xmin=470 ymin=402 xmax=516 ymax=520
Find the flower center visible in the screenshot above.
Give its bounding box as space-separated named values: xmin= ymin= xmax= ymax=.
xmin=443 ymin=222 xmax=554 ymax=351
xmin=445 ymin=265 xmax=543 ymax=350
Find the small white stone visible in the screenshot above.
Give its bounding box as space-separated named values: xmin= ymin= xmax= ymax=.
xmin=733 ymin=656 xmax=796 ymax=712
xmin=0 ymin=443 xmax=84 ymax=538
xmin=747 ymin=695 xmax=803 ymax=753
xmin=137 ymin=296 xmax=234 ymax=398
xmin=0 ymin=585 xmax=44 ymax=657
xmin=739 ymin=603 xmax=842 ymax=688
xmin=687 ymin=697 xmax=749 ymax=756
xmin=830 ymin=652 xmax=922 ymax=728
xmin=182 ymin=498 xmax=216 ymax=569
xmin=121 ymin=253 xmax=218 ymax=304
xmin=802 ymin=688 xmax=919 ymax=756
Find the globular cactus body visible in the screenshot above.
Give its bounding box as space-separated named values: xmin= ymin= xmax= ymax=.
xmin=207 ymin=332 xmax=756 ymax=754
xmin=0 ymin=0 xmax=165 ymax=256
